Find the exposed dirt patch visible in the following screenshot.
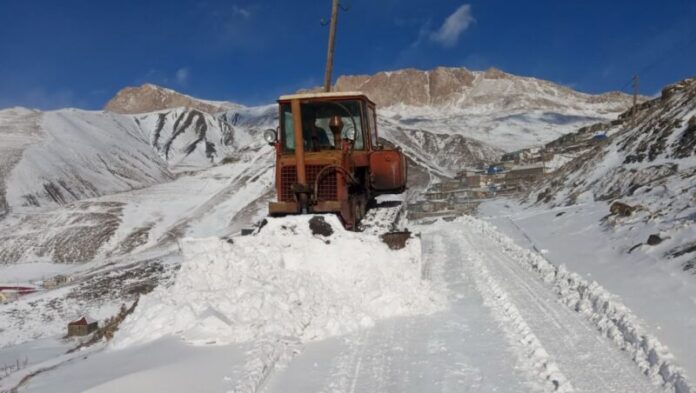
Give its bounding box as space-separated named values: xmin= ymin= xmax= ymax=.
xmin=0 ymin=201 xmax=125 ymax=264
xmin=668 ymin=241 xmax=696 ymax=259
xmin=309 ymin=216 xmax=333 ymax=237
xmin=381 ymin=230 xmax=412 ymax=250
xmin=609 ymin=201 xmax=637 ymax=217
xmin=674 ymin=115 xmax=696 ymax=158
xmin=66 ymin=260 xmax=170 ymax=303
xmin=110 ymin=222 xmax=155 ymax=256
xmin=646 ymin=234 xmax=663 ymax=246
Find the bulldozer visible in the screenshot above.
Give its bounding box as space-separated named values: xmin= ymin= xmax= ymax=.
xmin=263 ymin=91 xmax=407 ymax=230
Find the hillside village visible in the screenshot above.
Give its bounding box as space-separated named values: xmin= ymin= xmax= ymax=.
xmin=409 ymin=113 xmax=617 ymax=220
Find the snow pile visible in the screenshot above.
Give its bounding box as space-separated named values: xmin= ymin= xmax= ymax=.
xmin=456 ymin=215 xmax=693 ymax=393
xmin=114 ymin=215 xmax=442 ymax=348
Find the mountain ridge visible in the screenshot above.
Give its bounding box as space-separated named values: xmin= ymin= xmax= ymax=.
xmin=105 ymin=83 xmax=241 ymax=115
xmin=331 ymin=66 xmax=640 ymax=111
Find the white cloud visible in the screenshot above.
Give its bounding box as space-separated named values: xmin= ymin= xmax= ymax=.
xmin=175 ymin=67 xmax=190 ymax=85
xmin=232 ymin=5 xmax=251 ymax=19
xmin=429 ymin=4 xmax=474 ymax=47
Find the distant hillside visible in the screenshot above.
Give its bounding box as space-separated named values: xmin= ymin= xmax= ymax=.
xmin=532 ymin=76 xmax=696 ymax=271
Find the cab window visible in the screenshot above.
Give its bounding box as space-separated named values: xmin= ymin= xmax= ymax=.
xmin=367 ymin=105 xmax=378 ymax=148
xmin=281 ymin=100 xmax=364 ymax=152
xmin=281 ymin=104 xmax=295 ymax=150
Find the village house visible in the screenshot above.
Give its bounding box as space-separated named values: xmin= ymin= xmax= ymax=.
xmin=505 ymin=164 xmax=546 ymax=183
xmin=42 ymin=274 xmax=70 ymax=289
xmin=67 ymin=316 xmax=98 ymax=337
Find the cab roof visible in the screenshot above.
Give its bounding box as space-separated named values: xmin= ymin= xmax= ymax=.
xmin=278 ymin=91 xmax=375 ymax=105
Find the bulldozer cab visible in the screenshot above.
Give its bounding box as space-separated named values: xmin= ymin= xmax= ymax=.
xmin=279 ymin=95 xmax=369 ymax=153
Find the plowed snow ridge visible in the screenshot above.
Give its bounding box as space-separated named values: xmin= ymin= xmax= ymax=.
xmin=113 ymin=215 xmax=444 ymax=349
xmin=454 ymin=216 xmax=693 ymax=393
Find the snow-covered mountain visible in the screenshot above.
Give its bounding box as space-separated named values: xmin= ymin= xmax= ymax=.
xmin=336 ymin=67 xmax=633 ymax=112
xmin=132 ymin=107 xmax=263 ymax=169
xmin=530 ymin=77 xmax=696 ymax=272
xmin=0 ymin=68 xmax=639 ymax=265
xmin=0 ymin=108 xmax=173 ymax=213
xmin=336 ymin=67 xmax=638 ymax=152
xmin=0 ymin=104 xmax=274 ymax=264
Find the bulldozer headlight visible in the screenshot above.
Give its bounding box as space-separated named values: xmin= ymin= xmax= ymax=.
xmin=263 ymin=129 xmax=277 ymax=144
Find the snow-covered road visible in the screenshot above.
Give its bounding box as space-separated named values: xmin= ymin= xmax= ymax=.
xmin=8 ymin=217 xmax=680 ymax=393
xmin=261 ymin=222 xmax=661 ymax=393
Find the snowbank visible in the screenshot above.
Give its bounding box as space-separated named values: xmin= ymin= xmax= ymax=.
xmin=114 ymin=215 xmax=442 ymax=348
xmin=455 ymin=215 xmax=693 ymax=393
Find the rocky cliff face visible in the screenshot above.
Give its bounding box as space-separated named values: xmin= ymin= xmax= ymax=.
xmin=532 ymin=77 xmax=696 ymax=271
xmin=105 ymin=84 xmax=239 ymax=115
xmin=535 ymin=77 xmax=696 ymax=205
xmin=334 ymin=67 xmax=636 ymax=113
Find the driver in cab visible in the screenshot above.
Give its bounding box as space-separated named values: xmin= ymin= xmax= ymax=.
xmin=302 ymin=110 xmax=332 ymax=151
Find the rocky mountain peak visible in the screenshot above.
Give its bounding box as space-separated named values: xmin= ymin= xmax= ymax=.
xmin=333 ymin=66 xmax=637 ymax=113
xmin=481 ymin=67 xmax=508 ymax=79
xmin=104 ymin=84 xmax=238 ymax=115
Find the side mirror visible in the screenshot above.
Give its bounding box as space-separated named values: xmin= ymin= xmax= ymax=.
xmin=263 ymin=129 xmax=277 ymax=145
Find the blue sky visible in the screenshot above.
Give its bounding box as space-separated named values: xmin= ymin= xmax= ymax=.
xmin=1 ymin=0 xmax=695 ymax=109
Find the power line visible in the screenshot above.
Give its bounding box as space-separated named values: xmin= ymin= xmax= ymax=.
xmin=617 ymin=33 xmax=696 ymax=92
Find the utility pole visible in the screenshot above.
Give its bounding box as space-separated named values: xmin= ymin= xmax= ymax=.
xmin=323 ymin=0 xmax=340 ymax=92
xmin=631 ymin=74 xmax=639 ymax=108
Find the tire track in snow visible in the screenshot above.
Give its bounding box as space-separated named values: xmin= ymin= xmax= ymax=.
xmin=461 ymin=242 xmax=573 ymax=392
xmin=262 ymin=229 xmax=529 ymax=393
xmin=503 ymin=215 xmax=693 ymax=393
xmin=455 ymin=216 xmax=676 ymax=393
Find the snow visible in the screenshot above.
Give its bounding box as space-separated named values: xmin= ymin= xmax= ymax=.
xmin=543 ymin=152 xmax=576 ymax=171
xmin=380 ymin=99 xmax=625 ymax=153
xmin=0 ymin=262 xmax=73 ymax=284
xmin=4 ymin=109 xmax=172 ymax=212
xmin=420 ymin=217 xmax=666 ymax=392
xmin=0 ymin=77 xmax=689 ymax=392
xmin=113 ymin=215 xmax=443 ymax=349
xmin=480 ymin=199 xmax=696 ymax=391
xmin=15 ymin=338 xmax=254 ymax=393
xmin=6 ymin=215 xmax=673 ymax=392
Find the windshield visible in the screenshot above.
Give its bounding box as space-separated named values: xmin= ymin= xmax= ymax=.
xmin=281 ymin=100 xmax=364 ymax=152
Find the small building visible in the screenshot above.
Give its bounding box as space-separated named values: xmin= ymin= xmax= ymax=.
xmin=43 ymin=274 xmax=70 ymax=289
xmin=592 ymin=133 xmax=608 ymax=142
xmin=455 ymin=169 xmax=482 ymax=179
xmin=505 ymin=164 xmax=545 ymax=184
xmin=67 ymin=317 xmax=98 ymax=337
xmin=501 ymin=150 xmax=522 ymax=163
xmin=466 ymin=174 xmax=488 ymax=188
